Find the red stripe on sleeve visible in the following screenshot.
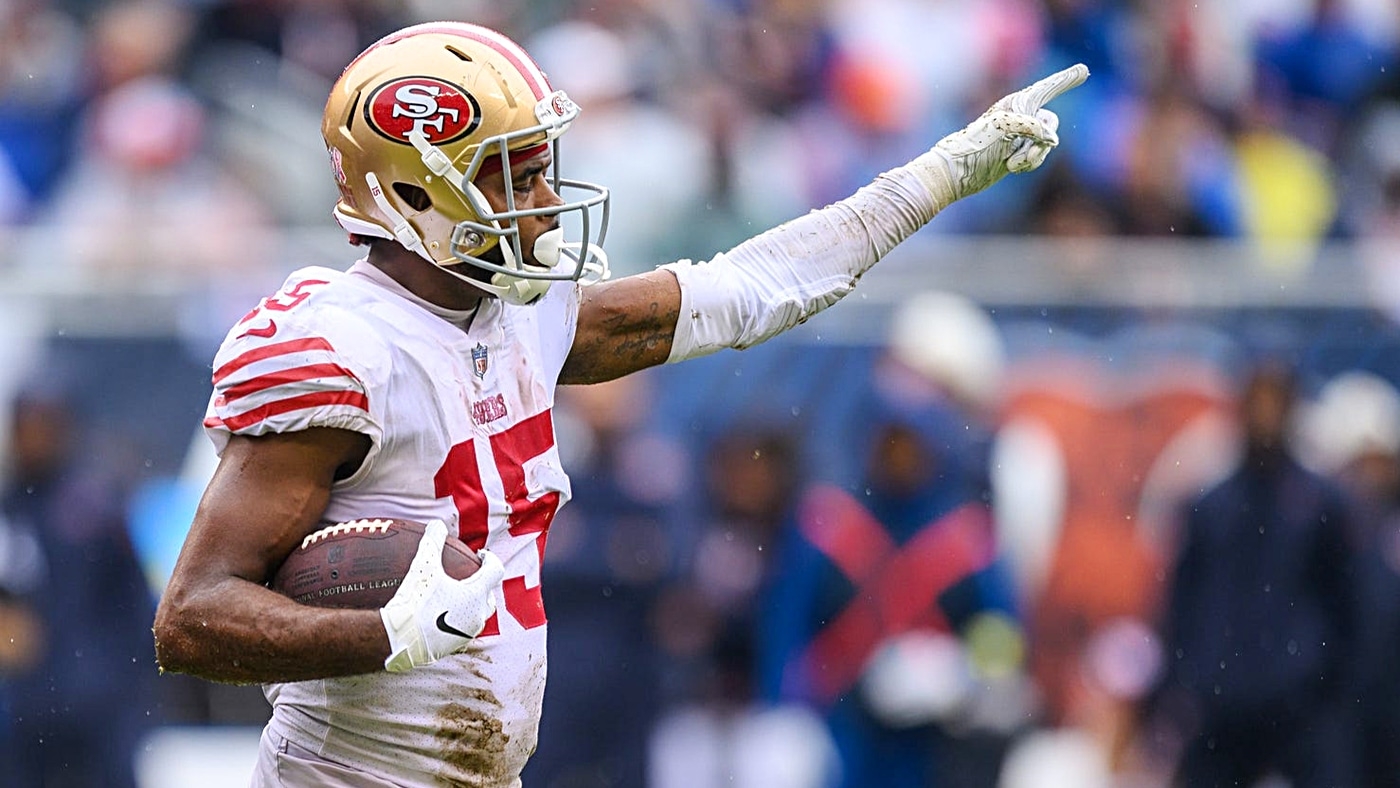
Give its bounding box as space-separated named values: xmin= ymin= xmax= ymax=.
xmin=213 ymin=338 xmax=336 ymax=384
xmin=217 ymin=390 xmax=370 ymax=432
xmin=219 ymin=363 xmax=363 ymax=405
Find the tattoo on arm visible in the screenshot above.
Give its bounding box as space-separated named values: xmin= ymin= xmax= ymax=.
xmin=562 ymin=273 xmax=681 ymax=384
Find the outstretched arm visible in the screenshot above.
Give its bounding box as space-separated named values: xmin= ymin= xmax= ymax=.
xmin=562 ymin=64 xmax=1088 ymax=384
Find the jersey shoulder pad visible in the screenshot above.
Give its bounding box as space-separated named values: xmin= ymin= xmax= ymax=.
xmin=204 ymin=269 xmax=391 ymax=440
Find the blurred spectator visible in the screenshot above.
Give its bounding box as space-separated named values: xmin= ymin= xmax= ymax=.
xmin=564 ymin=0 xmax=701 ymax=103
xmin=648 ymin=423 xmax=837 ymax=788
xmin=757 ymin=293 xmax=1023 ymax=788
xmin=0 ymin=381 xmax=159 ymax=787
xmin=809 ymin=0 xmax=1015 ymax=209
xmin=0 ymin=0 xmax=85 ymax=223
xmin=84 ymin=0 xmax=192 ymax=93
xmin=1232 ymin=89 xmax=1339 ymax=269
xmin=1301 ymin=370 xmax=1400 ymax=787
xmin=1149 ymin=358 xmax=1362 ymax=787
xmin=1338 ymin=102 xmax=1400 ymax=242
xmin=699 ymin=0 xmax=845 ymax=217
xmin=526 ymin=371 xmax=686 ymax=788
xmin=1039 ymin=0 xmax=1130 ymax=89
xmin=32 ymin=74 xmax=270 ymax=280
xmin=706 ymin=0 xmax=834 ymax=120
xmin=1117 ymin=83 xmax=1240 ymax=238
xmin=669 ymin=423 xmax=804 ymax=698
xmin=178 ymin=0 xmax=392 ymax=233
xmin=1254 ymin=0 xmax=1397 ymax=158
xmin=1029 ymin=160 xmax=1124 ymax=239
xmin=188 ymin=0 xmax=400 ymax=83
xmin=19 ymin=0 xmax=278 ymax=286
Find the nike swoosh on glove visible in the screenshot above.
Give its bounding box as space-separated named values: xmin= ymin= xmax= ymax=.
xmin=920 ymin=63 xmax=1090 ymax=206
xmin=380 ymin=519 xmax=506 ymax=673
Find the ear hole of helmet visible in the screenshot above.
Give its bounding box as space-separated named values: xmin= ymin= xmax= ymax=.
xmin=392 ymin=182 xmax=432 ymax=211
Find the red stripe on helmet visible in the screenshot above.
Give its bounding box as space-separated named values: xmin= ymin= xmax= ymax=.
xmin=450 ymin=25 xmax=549 ymax=100
xmin=343 ymin=23 xmax=549 ymax=101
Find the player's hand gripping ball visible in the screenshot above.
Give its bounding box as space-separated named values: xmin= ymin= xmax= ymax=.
xmin=271 ymin=518 xmax=482 ymax=609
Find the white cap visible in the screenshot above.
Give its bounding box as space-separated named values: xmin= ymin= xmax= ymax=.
xmin=887 ymin=290 xmax=1005 ymax=408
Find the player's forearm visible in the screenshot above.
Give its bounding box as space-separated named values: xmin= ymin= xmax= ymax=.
xmin=561 ymin=268 xmax=683 ymax=384
xmin=154 ymin=574 xmax=389 ymax=683
xmin=662 ymin=161 xmax=944 ymax=360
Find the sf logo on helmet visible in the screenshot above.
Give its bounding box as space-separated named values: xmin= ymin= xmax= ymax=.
xmin=365 ymin=77 xmax=481 ymax=145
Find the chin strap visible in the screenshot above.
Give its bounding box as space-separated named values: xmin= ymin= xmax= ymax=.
xmin=365 ymin=172 xmax=430 ymax=261
xmin=429 ymin=261 xmax=552 ymax=306
xmin=439 ymin=228 xmax=610 ymax=306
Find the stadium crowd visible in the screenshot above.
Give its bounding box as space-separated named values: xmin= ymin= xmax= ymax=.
xmin=5 ymin=0 xmax=1400 ymax=271
xmin=3 ymin=0 xmax=1400 ymax=786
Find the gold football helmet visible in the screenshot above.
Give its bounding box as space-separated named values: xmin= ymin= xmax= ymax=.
xmin=322 ymin=22 xmax=610 ymax=305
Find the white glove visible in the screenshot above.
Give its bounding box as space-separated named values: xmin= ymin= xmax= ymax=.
xmin=379 ymin=519 xmax=506 ymax=673
xmin=919 ymin=63 xmax=1090 ymax=206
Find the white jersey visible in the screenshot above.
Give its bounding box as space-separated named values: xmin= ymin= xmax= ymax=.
xmin=203 ymin=261 xmax=579 ymax=787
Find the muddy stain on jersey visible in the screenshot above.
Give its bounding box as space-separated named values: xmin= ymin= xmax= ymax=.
xmin=433 ymin=686 xmax=510 ymax=787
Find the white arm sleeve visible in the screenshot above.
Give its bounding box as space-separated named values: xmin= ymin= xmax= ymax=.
xmin=661 ymin=152 xmax=954 ymax=362
xmin=659 ymin=63 xmax=1087 ymax=363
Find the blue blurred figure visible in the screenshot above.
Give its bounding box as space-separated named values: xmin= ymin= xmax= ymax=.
xmin=0 ymin=383 xmax=159 ymax=787
xmin=758 ymin=292 xmax=1023 ymax=788
xmin=1153 ymin=359 xmax=1362 ymax=787
xmin=524 ymin=373 xmax=682 ymax=788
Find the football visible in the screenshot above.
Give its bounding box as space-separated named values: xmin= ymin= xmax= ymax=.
xmin=270 ymin=518 xmax=481 ymax=609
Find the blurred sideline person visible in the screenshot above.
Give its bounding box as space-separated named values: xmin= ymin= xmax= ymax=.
xmin=524 ymin=373 xmax=682 ymax=788
xmin=757 ymin=293 xmax=1021 ymax=788
xmin=0 ymin=384 xmax=158 ymax=787
xmin=1150 ymin=359 xmax=1362 ymax=788
xmin=1300 ymin=370 xmax=1400 ymax=788
xmin=150 ymin=19 xmax=1088 ymax=788
xmin=648 ymin=425 xmax=839 ymax=788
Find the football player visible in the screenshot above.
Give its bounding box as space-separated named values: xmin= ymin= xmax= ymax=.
xmin=152 ymin=20 xmax=1087 ymax=788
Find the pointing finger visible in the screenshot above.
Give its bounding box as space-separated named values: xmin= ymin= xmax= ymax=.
xmin=1018 ymin=63 xmax=1090 ymax=110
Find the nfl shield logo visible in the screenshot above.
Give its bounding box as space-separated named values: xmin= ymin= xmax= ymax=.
xmin=472 ymin=343 xmax=489 ymax=379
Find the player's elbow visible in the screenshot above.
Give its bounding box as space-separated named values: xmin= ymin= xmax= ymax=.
xmin=151 ymin=587 xmax=205 ymax=675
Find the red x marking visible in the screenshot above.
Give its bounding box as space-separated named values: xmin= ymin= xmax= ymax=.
xmin=793 ymin=485 xmax=995 ymax=704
